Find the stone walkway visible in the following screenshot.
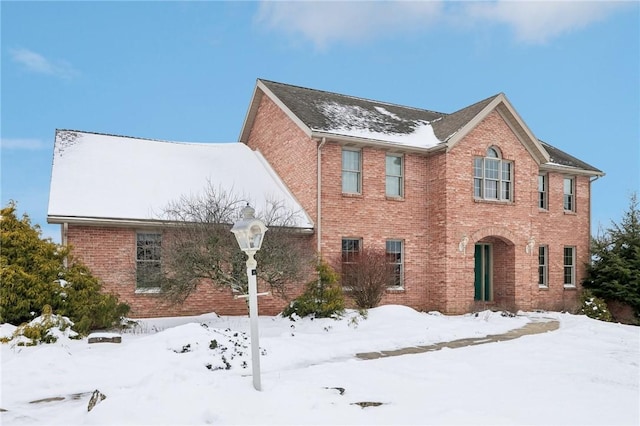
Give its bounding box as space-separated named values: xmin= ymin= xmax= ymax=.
xmin=356 ymin=318 xmax=560 ymax=360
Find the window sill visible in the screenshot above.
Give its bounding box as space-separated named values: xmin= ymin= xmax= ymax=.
xmin=385 ymin=196 xmax=404 ymax=202
xmin=563 ymin=285 xmax=577 ymax=291
xmin=342 ymin=192 xmax=362 ymax=199
xmin=386 ymin=287 xmax=405 ymax=293
xmin=538 ymin=208 xmax=548 ymax=213
xmin=563 ymin=210 xmax=577 ymax=215
xmin=135 ymin=288 xmax=162 ymax=294
xmin=473 ymin=198 xmax=513 ymax=205
xmin=538 ymin=285 xmax=549 ymax=290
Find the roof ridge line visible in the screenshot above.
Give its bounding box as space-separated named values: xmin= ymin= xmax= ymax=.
xmin=55 ymin=128 xmax=228 ymax=146
xmin=258 ymin=79 xmax=446 ymax=116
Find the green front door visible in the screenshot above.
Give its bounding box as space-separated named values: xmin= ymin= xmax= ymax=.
xmin=474 ymin=244 xmax=491 ymax=301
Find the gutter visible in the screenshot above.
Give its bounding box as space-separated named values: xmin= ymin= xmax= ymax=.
xmin=317 ymin=137 xmax=327 ymax=256
xmin=310 ymin=130 xmax=446 ymax=155
xmin=47 ymin=215 xmax=314 ymax=233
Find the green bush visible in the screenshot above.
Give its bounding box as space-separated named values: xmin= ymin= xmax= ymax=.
xmin=283 ymin=261 xmax=344 ymax=319
xmin=579 ymin=290 xmax=613 ymax=322
xmin=0 ymin=202 xmax=129 ymax=335
xmin=11 ymin=304 xmax=80 ymax=345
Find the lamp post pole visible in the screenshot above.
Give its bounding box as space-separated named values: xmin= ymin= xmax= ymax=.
xmin=230 ymin=204 xmax=267 ymax=392
xmin=245 ymin=251 xmax=261 ymax=391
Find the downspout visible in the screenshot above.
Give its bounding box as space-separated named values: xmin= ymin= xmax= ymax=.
xmin=62 ymin=222 xmax=69 ymax=268
xmin=317 ymin=137 xmax=327 ymax=257
xmin=589 ymin=174 xmax=602 ymax=236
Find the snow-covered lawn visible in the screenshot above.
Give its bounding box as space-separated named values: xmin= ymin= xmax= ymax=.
xmin=1 ymin=306 xmax=638 ymax=425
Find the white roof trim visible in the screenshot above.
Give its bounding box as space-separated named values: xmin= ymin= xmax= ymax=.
xmin=446 ymin=94 xmax=550 ymax=164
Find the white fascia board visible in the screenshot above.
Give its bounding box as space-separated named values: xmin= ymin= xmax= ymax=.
xmin=238 ymin=83 xmax=264 ymax=143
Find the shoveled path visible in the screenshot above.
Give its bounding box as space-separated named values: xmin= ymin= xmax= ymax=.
xmin=356 ymin=317 xmax=560 ymax=360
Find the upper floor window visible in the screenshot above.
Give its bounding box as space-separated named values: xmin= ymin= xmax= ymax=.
xmin=538 ymin=245 xmax=548 ymax=288
xmin=538 ymin=174 xmax=548 ymax=210
xmin=385 ymin=154 xmax=403 ymax=197
xmin=136 ymin=232 xmax=162 ymax=289
xmin=563 ymin=177 xmax=575 ymax=212
xmin=563 ymin=246 xmax=576 ymax=287
xmin=342 ymin=149 xmax=361 ymax=194
xmin=474 ymin=147 xmax=512 ymax=201
xmin=386 ymin=240 xmax=404 ymax=288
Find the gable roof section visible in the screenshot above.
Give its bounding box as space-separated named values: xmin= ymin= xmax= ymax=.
xmin=539 ymin=140 xmax=603 ymax=175
xmin=443 ymin=93 xmax=550 ymax=164
xmin=241 ymin=79 xmax=447 ymax=150
xmin=240 ymin=79 xmax=600 ymax=175
xmin=47 ymin=130 xmax=314 ymax=228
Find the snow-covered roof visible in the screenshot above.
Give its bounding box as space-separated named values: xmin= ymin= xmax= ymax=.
xmin=47 ymin=130 xmax=313 ymax=228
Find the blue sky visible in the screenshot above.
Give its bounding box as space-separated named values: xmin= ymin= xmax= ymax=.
xmin=2 ymin=1 xmax=638 ymax=241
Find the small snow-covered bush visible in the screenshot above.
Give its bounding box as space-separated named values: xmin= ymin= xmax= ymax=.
xmin=579 ymin=290 xmax=613 ymax=322
xmin=283 ymin=261 xmax=344 ymax=319
xmin=9 ymin=304 xmax=79 ymax=346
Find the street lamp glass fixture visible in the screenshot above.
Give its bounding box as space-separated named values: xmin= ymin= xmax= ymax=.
xmin=231 ymin=205 xmax=267 ymax=253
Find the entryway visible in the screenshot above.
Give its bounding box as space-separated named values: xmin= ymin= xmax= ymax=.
xmin=474 ymin=243 xmax=492 ymax=301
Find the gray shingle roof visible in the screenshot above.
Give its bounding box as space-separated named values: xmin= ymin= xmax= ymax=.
xmin=261 ymin=79 xmax=445 ymax=147
xmin=431 ymin=94 xmax=500 ymax=142
xmin=257 ymin=79 xmax=602 ymax=174
xmin=539 ymin=141 xmax=603 ymax=173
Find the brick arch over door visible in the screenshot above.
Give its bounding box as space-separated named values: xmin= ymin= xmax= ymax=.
xmin=470 ymin=226 xmax=516 ymax=246
xmin=470 ymin=226 xmax=516 ymax=311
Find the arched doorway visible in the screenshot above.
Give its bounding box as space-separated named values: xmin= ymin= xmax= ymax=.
xmin=471 ymin=229 xmax=516 ymax=310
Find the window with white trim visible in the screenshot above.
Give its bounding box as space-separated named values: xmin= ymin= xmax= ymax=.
xmin=386 ymin=240 xmax=403 ymax=288
xmin=538 ymin=174 xmax=548 ymax=210
xmin=538 ymin=245 xmax=548 ymax=288
xmin=342 ymin=149 xmax=361 ymax=194
xmin=385 ymin=154 xmax=403 ymax=197
xmin=136 ymin=232 xmax=162 ymax=289
xmin=341 ymin=238 xmax=361 ymax=286
xmin=563 ymin=177 xmax=575 ymax=212
xmin=474 ymin=147 xmax=513 ymax=201
xmin=563 ymin=246 xmax=576 ymax=287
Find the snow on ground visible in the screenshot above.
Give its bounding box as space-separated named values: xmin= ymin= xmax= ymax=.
xmin=1 ymin=306 xmax=638 ymax=425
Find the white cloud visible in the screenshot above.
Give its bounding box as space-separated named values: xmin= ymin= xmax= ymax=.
xmin=461 ymin=1 xmax=626 ymax=44
xmin=255 ymin=1 xmax=628 ymax=48
xmin=10 ymin=48 xmax=78 ymax=79
xmin=255 ymin=1 xmax=444 ymax=49
xmin=0 ymin=138 xmax=48 ymax=151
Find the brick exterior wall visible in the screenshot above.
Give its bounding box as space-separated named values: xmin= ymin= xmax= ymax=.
xmin=64 ymin=94 xmax=593 ymax=318
xmin=245 ymin=96 xmax=592 ymax=315
xmin=66 ymin=225 xmax=304 ymax=318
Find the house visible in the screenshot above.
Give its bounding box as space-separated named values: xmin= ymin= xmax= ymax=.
xmin=48 ymin=79 xmax=603 ymax=317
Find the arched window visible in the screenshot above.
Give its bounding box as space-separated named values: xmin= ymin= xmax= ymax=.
xmin=474 ymin=146 xmax=513 ymax=201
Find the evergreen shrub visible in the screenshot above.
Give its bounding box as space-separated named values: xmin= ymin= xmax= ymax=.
xmin=282 ymin=261 xmax=344 ymax=319
xmin=1 ymin=202 xmax=129 ymax=335
xmin=579 ymin=290 xmax=613 ymax=322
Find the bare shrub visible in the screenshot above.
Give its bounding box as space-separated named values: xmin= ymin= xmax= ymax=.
xmin=341 ymin=248 xmax=393 ymax=309
xmin=159 ymin=183 xmax=315 ymax=304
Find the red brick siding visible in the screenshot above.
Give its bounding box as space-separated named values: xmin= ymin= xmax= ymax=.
xmin=246 ymin=95 xmax=319 ymax=234
xmin=246 ymin=98 xmax=592 ymax=315
xmin=441 ymin=110 xmax=589 ymax=313
xmin=66 ymin=225 xmax=306 ymax=318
